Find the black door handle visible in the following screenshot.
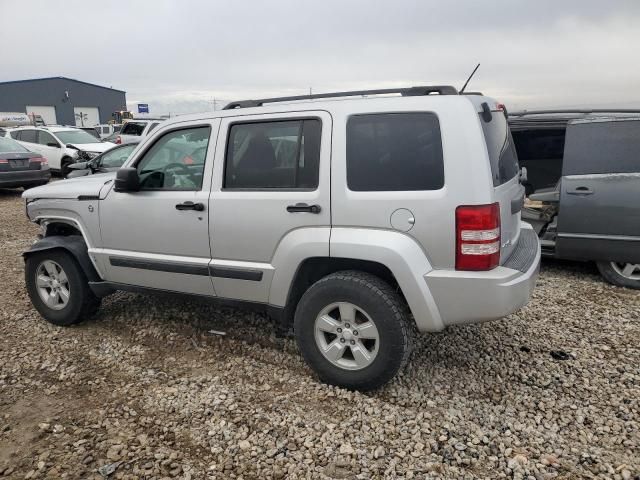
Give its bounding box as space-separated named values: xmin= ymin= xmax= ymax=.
xmin=566 ymin=186 xmax=594 ymax=195
xmin=176 ymin=201 xmax=205 ymax=211
xmin=286 ymin=203 xmax=322 ymax=214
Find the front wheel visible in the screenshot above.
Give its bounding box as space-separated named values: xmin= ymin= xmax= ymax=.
xmin=596 ymin=261 xmax=640 ymax=289
xmin=294 ymin=271 xmax=413 ymax=391
xmin=25 ymin=250 xmax=101 ymax=326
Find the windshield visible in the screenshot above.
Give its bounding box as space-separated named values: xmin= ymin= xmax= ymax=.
xmin=55 ymin=130 xmax=100 ymax=145
xmin=0 ymin=136 xmax=30 ymax=153
xmin=99 ymin=144 xmax=137 ymax=168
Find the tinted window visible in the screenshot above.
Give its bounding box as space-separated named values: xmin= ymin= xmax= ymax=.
xmin=224 ymin=119 xmax=321 ymax=189
xmin=136 ymin=127 xmax=210 ymax=190
xmin=511 ymin=129 xmax=565 ymax=161
xmin=563 ymin=120 xmax=640 ymax=175
xmin=100 ymin=144 xmax=136 ymax=168
xmin=20 ymin=129 xmax=37 ymax=143
xmin=347 ymin=113 xmax=444 ymax=191
xmin=121 ymin=122 xmax=146 ymax=135
xmin=37 ymin=131 xmax=57 ymax=146
xmin=481 ymin=113 xmax=519 ymax=186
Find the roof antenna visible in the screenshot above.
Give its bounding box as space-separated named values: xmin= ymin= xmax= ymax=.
xmin=459 ymin=63 xmax=480 ymax=94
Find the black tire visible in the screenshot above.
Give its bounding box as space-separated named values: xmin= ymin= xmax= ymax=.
xmin=294 ymin=270 xmax=413 ymax=391
xmin=596 ymin=261 xmax=640 ymax=289
xmin=25 ymin=249 xmax=101 ymax=326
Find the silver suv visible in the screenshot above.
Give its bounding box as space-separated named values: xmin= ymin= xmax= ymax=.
xmin=22 ymin=86 xmax=540 ymax=390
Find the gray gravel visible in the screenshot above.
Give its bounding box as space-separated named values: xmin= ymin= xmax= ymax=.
xmin=0 ymin=187 xmax=638 ymax=479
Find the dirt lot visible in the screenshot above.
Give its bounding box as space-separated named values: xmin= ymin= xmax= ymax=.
xmin=0 ymin=188 xmax=638 ymax=480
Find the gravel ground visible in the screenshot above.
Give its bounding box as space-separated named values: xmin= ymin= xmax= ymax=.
xmin=0 ymin=187 xmax=638 ymax=480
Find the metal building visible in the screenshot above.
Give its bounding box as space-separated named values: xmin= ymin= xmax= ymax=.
xmin=0 ymin=77 xmax=127 ymax=127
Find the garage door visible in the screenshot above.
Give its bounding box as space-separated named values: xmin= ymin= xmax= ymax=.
xmin=25 ymin=106 xmax=57 ymax=125
xmin=74 ymin=107 xmax=100 ymax=127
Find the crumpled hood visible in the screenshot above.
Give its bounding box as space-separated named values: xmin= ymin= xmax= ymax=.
xmin=22 ymin=172 xmax=116 ymax=200
xmin=70 ymin=142 xmax=115 ymax=153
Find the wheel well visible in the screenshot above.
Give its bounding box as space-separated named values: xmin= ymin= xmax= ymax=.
xmin=280 ymin=257 xmax=403 ymax=329
xmin=44 ymin=221 xmax=82 ymax=237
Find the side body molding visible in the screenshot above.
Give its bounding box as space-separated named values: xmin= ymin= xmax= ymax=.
xmin=329 ymin=228 xmax=444 ymax=332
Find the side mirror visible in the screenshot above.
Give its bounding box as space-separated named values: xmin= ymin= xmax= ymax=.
xmin=114 ymin=167 xmax=140 ymax=192
xmin=68 ymin=161 xmax=88 ymax=170
xmin=65 ymin=144 xmax=79 ymax=150
xmin=47 ymin=142 xmax=61 ymax=148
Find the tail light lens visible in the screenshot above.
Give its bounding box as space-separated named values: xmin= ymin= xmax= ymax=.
xmin=456 ymin=203 xmax=501 ymax=271
xmin=0 ymin=159 xmax=7 ymax=164
xmin=115 ymin=136 xmax=122 ymax=144
xmin=30 ymin=157 xmax=48 ymax=165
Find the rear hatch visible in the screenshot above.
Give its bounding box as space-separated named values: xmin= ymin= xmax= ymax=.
xmin=478 ymin=102 xmax=523 ymax=262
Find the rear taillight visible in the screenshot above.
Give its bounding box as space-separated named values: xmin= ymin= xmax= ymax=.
xmin=30 ymin=157 xmax=48 ymax=165
xmin=0 ymin=159 xmax=7 ymax=164
xmin=115 ymin=136 xmax=122 ymax=144
xmin=455 ymin=203 xmax=501 ymax=271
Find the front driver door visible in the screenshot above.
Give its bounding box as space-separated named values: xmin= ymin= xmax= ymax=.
xmin=95 ymin=121 xmax=218 ymax=295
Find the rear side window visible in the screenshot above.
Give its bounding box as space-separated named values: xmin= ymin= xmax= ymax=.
xmin=563 ymin=120 xmax=640 ymax=175
xmin=481 ymin=113 xmax=519 ymax=186
xmin=511 ymin=129 xmax=565 ymax=161
xmin=120 ymin=122 xmax=146 ymax=135
xmin=346 ymin=113 xmax=444 ymax=191
xmin=19 ymin=129 xmax=37 ymax=143
xmin=224 ymin=119 xmax=321 ymax=189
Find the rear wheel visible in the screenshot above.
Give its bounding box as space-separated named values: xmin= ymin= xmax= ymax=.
xmin=25 ymin=250 xmax=101 ymax=326
xmin=294 ymin=271 xmax=413 ymax=391
xmin=596 ymin=261 xmax=640 ymax=289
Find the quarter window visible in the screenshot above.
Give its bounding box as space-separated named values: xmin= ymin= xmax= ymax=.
xmin=135 ymin=127 xmax=210 ymax=190
xmin=346 ymin=113 xmax=444 ymax=191
xmin=224 ymin=119 xmax=321 ymax=189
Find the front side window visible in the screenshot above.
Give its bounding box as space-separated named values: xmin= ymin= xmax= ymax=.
xmin=136 ymin=126 xmax=210 ymax=190
xmin=347 ymin=113 xmax=444 ymax=191
xmin=224 ymin=119 xmax=321 ymax=189
xmin=99 ymin=144 xmax=137 ymax=168
xmin=37 ymin=131 xmax=57 ymax=146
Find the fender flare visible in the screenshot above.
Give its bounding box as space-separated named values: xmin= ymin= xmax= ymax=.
xmin=22 ymin=235 xmax=102 ymax=283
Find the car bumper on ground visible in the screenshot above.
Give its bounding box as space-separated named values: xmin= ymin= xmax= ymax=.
xmin=0 ymin=168 xmax=51 ymax=188
xmin=425 ymin=225 xmax=541 ymax=327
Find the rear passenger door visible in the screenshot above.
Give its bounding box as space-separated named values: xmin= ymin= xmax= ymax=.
xmin=209 ymin=111 xmax=331 ymax=303
xmin=557 ymin=120 xmax=640 ymax=263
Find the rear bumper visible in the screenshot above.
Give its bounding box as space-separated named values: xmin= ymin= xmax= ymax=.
xmin=425 ymin=224 xmax=541 ymax=327
xmin=0 ymin=168 xmax=51 ymax=188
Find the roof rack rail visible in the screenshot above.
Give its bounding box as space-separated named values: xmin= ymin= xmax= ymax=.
xmin=223 ymin=85 xmax=459 ymax=109
xmin=509 ymin=109 xmax=640 ymax=117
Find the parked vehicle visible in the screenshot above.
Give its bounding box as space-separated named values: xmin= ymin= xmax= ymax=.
xmin=510 ymin=110 xmax=640 ymax=289
xmin=96 ymin=124 xmax=121 ymax=140
xmin=77 ymin=126 xmax=101 ymax=140
xmin=22 ymin=86 xmax=540 ymax=390
xmin=0 ymin=136 xmax=50 ymax=189
xmin=66 ymin=141 xmax=139 ymax=178
xmin=6 ymin=126 xmax=115 ymax=175
xmin=115 ymin=119 xmax=163 ymax=144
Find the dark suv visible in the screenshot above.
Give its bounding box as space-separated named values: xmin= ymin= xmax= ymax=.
xmin=510 ymin=111 xmax=640 ymax=289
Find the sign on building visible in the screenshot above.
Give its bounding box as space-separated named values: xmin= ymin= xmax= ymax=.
xmin=138 ymin=104 xmax=149 ymax=114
